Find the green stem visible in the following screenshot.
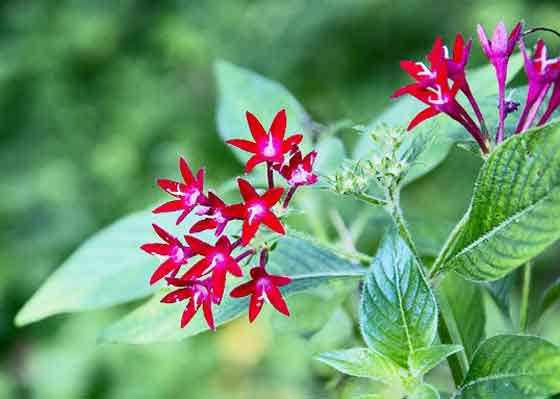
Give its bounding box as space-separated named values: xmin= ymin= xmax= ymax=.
xmin=428 ymin=212 xmax=469 ymax=280
xmin=519 ymin=261 xmax=532 ymax=333
xmin=351 ymin=191 xmax=388 ymax=207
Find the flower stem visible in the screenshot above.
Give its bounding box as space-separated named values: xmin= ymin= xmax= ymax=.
xmin=521 ymin=83 xmax=551 ymax=132
xmin=429 ymin=212 xmax=469 ymax=280
xmin=267 ymin=161 xmax=274 ymax=189
xmin=351 ymin=191 xmax=388 ymax=207
xmin=496 ymin=65 xmax=507 ymax=143
xmin=519 ymin=261 xmax=532 ymax=332
xmin=283 ymin=186 xmax=297 ymax=208
xmin=235 ymin=249 xmax=255 ymax=263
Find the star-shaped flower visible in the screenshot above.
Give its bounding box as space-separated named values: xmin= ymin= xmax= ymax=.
xmin=181 ymin=235 xmax=243 ymax=302
xmin=153 ymin=157 xmax=209 ymax=225
xmin=140 ymin=224 xmax=193 ymax=285
xmin=276 ymin=146 xmax=318 ymax=188
xmin=223 ymin=178 xmax=285 ymax=246
xmin=190 ymin=192 xmax=231 ymax=237
xmin=230 ymin=266 xmax=291 ymax=322
xmin=161 ymin=277 xmax=218 ymax=330
xmin=226 ymin=109 xmax=303 ymax=173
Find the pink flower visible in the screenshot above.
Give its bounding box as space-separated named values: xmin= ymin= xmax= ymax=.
xmin=477 ymin=21 xmax=523 ymax=142
xmin=276 ymin=146 xmax=318 ymax=188
xmin=190 ymin=192 xmax=231 ymax=237
xmin=230 ymin=266 xmax=291 ymax=322
xmin=181 ymin=235 xmax=243 ymax=302
xmin=223 ymin=178 xmax=285 ymax=246
xmin=226 ymin=109 xmax=303 ymax=173
xmin=161 ymin=277 xmax=218 ymax=330
xmin=517 ymin=39 xmax=560 ymax=132
xmin=153 ymin=157 xmax=209 ymax=225
xmin=140 ymin=224 xmax=193 ymax=285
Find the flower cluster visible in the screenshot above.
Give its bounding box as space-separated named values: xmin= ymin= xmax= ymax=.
xmin=394 ymin=21 xmax=560 ymax=154
xmin=141 ymin=109 xmax=318 ymax=330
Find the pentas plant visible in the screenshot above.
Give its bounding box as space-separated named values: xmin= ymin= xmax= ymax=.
xmin=141 ymin=109 xmax=318 ymax=330
xmin=394 ymin=20 xmax=560 ymax=154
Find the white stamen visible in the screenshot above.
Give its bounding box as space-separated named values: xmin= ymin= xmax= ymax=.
xmin=443 ymin=45 xmax=450 ymax=60
xmin=257 ymin=289 xmax=270 ymax=304
xmin=427 ymin=84 xmax=446 ymax=105
xmin=247 ymin=203 xmax=265 ymax=225
xmin=263 ymin=135 xmax=276 ymax=157
xmin=209 ymin=253 xmax=225 ymax=270
xmin=535 ymin=47 xmax=558 ymax=74
xmin=289 ymin=165 xmax=311 ymax=186
xmin=415 ymin=62 xmax=436 ymax=78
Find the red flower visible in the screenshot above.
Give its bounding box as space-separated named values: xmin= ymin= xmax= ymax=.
xmin=226 ymin=109 xmax=303 ymax=173
xmin=153 ymin=157 xmax=208 ymax=225
xmin=161 ymin=277 xmax=218 ymax=330
xmin=181 ymin=235 xmax=243 ymax=302
xmin=190 ymin=192 xmax=231 ymax=236
xmin=223 ymin=178 xmax=285 ymax=246
xmin=230 ymin=266 xmax=291 ymax=322
xmin=140 ymin=224 xmax=193 ymax=285
xmin=276 ymin=146 xmax=318 ymax=187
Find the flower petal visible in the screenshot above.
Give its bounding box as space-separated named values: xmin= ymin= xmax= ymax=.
xmin=270 ymin=275 xmax=292 ymax=287
xmin=211 ymin=268 xmax=227 ymax=303
xmin=242 ymin=220 xmax=260 ymax=246
xmin=151 ymin=223 xmax=175 ymax=243
xmin=226 ymin=139 xmax=257 ymax=153
xmin=181 ymin=301 xmax=198 ymax=328
xmin=246 ymin=111 xmax=267 ymax=141
xmin=153 ymin=200 xmax=185 ymax=214
xmin=266 ymin=284 xmax=290 ymax=317
xmin=269 ymin=109 xmax=286 ymax=139
xmin=453 ymin=34 xmax=464 ymax=62
xmin=262 ymin=212 xmax=285 ymax=235
xmin=150 ymin=258 xmax=180 ymax=285
xmin=222 ymin=204 xmax=246 ymax=219
xmin=179 ymin=157 xmax=195 ymax=185
xmin=237 ymin=178 xmax=258 ymax=202
xmin=140 ymin=243 xmax=170 ymax=256
xmin=190 ymin=219 xmax=218 ymax=234
xmin=282 ymin=134 xmax=303 ymax=153
xmin=244 ymin=154 xmax=265 ymax=173
xmin=408 ymin=107 xmax=440 ymax=131
xmin=184 ymin=258 xmax=211 ymax=279
xmin=196 ymin=168 xmax=204 ymax=190
xmin=226 ymin=259 xmax=243 ymax=277
xmin=248 ymin=292 xmax=265 ymax=322
xmin=184 ymin=235 xmax=213 ymax=256
xmin=230 ymin=280 xmax=255 ymax=297
xmin=202 ymin=301 xmax=215 ymax=331
xmin=216 ymin=236 xmax=231 ymax=252
xmin=157 ymin=179 xmax=187 ymax=197
xmin=161 ymin=288 xmax=192 ymax=303
xmin=261 ymin=187 xmax=284 ymax=207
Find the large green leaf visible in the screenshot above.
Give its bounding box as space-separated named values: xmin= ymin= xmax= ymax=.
xmin=315 ymin=348 xmax=404 ymax=384
xmin=360 ymin=230 xmax=438 ymax=367
xmin=443 ymin=121 xmax=560 ymax=281
xmin=453 ymin=335 xmax=560 ymax=399
xmin=534 ymin=277 xmax=560 ymax=325
xmin=352 ymin=54 xmax=524 ymax=183
xmin=408 ymin=345 xmax=463 ymax=377
xmin=215 ymin=60 xmax=312 ymax=163
xmin=15 ymin=210 xmax=185 ymax=326
xmin=99 ymin=234 xmax=365 ymax=343
xmin=437 ymin=273 xmax=485 ymax=361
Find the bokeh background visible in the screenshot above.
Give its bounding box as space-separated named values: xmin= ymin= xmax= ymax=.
xmin=1 ymin=1 xmax=560 ymax=398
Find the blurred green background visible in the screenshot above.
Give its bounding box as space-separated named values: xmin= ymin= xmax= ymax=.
xmin=1 ymin=1 xmax=560 ymax=398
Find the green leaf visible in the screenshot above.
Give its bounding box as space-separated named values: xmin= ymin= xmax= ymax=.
xmin=408 ymin=345 xmax=463 ymax=377
xmin=486 ymin=272 xmax=517 ymax=319
xmin=315 ymin=136 xmax=346 ymax=177
xmin=99 ymin=234 xmax=365 ymax=343
xmin=409 ymin=383 xmax=440 ymax=399
xmin=453 ymin=335 xmax=560 ymax=399
xmin=437 ymin=273 xmax=485 ymax=361
xmin=352 ymin=56 xmax=524 ymax=183
xmin=443 ymin=121 xmax=560 ymax=281
xmin=315 ymin=348 xmax=405 ymax=384
xmin=536 ymin=277 xmax=560 ymax=324
xmin=360 ymin=230 xmax=438 ymax=367
xmin=215 ymin=60 xmax=312 ymax=163
xmin=15 ymin=210 xmax=183 ymax=326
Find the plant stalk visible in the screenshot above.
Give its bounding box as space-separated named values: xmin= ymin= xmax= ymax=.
xmin=519 ymin=261 xmax=532 ymax=333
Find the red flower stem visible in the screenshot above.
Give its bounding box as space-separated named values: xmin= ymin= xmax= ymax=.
xmin=231 ymin=239 xmax=243 ymax=250
xmin=259 ymin=249 xmax=269 ymax=268
xmin=267 ymin=161 xmax=274 ymax=189
xmin=538 ymin=104 xmax=555 ymax=127
xmin=282 ymin=186 xmax=298 ymax=209
xmin=463 ymin=84 xmax=488 ymax=136
xmin=450 ymin=109 xmax=489 ymax=154
xmin=521 ymin=83 xmax=551 ymax=132
xmin=235 ymin=249 xmax=255 ymax=263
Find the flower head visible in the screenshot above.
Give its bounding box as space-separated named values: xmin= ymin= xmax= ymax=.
xmin=153 ymin=157 xmax=209 ymax=225
xmin=226 ymin=109 xmax=303 ymax=173
xmin=223 ymin=178 xmax=285 ymax=246
xmin=161 ymin=277 xmax=218 ymax=330
xmin=141 ymin=224 xmax=193 ymax=285
xmin=230 ymin=265 xmax=291 ymax=322
xmin=276 ymin=146 xmax=318 ymax=187
xmin=477 ymin=21 xmax=523 ymax=62
xmin=190 ymin=192 xmax=231 ymax=236
xmin=181 ymin=235 xmax=243 ymax=302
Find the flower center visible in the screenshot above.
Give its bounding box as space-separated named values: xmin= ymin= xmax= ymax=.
xmin=170 ymin=246 xmax=185 ymax=263
xmin=183 ymin=188 xmax=200 ymax=206
xmin=210 ymin=209 xmax=226 ymax=224
xmin=247 ymin=202 xmax=266 ymax=225
xmin=289 ymin=165 xmax=312 ymax=185
xmin=256 ymin=278 xmax=272 ymax=303
xmin=262 ymin=135 xmax=277 ymax=157
xmin=209 ymin=253 xmax=226 ymax=270
xmin=415 ymin=62 xmax=436 ymax=79
xmin=427 ymin=84 xmax=447 ymax=105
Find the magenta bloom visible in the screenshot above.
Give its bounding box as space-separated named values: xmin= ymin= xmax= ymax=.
xmin=190 ymin=192 xmax=231 ymax=236
xmin=230 ymin=266 xmax=291 ymax=322
xmin=223 ymin=178 xmax=285 ymax=246
xmin=161 ymin=277 xmax=218 ymax=330
xmin=276 ymin=146 xmax=318 ymax=188
xmin=539 ymin=77 xmax=560 ymax=127
xmin=394 ymin=62 xmax=489 ymax=153
xmin=226 ymin=109 xmax=303 ymax=173
xmin=182 ymin=235 xmax=243 ymax=302
xmin=517 ymin=39 xmax=560 ymax=132
xmin=477 ymin=21 xmax=523 ymax=142
xmin=153 ymin=157 xmax=209 ymax=225
xmin=141 ymin=224 xmax=193 ymax=285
